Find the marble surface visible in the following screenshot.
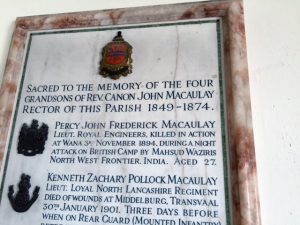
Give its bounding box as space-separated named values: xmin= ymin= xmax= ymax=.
xmin=0 ymin=20 xmax=228 ymax=225
xmin=0 ymin=1 xmax=261 ymax=225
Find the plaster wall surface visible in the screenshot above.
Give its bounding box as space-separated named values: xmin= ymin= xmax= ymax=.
xmin=0 ymin=0 xmax=300 ymax=224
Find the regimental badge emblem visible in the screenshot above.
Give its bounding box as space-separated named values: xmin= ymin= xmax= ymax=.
xmin=99 ymin=31 xmax=133 ymax=80
xmin=8 ymin=174 xmax=40 ymax=213
xmin=18 ymin=119 xmax=49 ymax=156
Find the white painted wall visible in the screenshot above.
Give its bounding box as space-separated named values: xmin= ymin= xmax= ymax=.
xmin=0 ymin=0 xmax=299 ymax=224
xmin=244 ymin=0 xmax=300 ymax=224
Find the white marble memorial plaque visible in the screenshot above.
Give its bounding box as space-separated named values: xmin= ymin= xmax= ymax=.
xmin=0 ymin=19 xmax=231 ymax=225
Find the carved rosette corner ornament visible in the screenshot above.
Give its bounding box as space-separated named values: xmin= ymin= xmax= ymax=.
xmin=99 ymin=31 xmax=133 ymax=80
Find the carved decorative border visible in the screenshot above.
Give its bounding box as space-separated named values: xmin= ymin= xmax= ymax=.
xmin=0 ymin=1 xmax=261 ymax=224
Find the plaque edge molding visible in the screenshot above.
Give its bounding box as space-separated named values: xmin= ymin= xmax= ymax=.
xmin=0 ymin=1 xmax=261 ymax=225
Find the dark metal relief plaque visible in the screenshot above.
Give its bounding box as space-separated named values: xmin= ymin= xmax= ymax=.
xmin=0 ymin=1 xmax=261 ymax=225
